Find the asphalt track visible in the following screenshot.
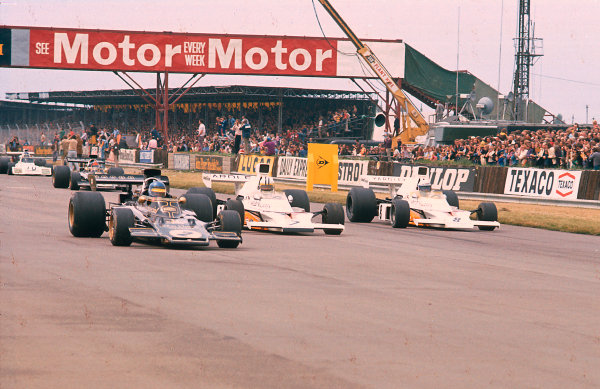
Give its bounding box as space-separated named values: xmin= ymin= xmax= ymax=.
xmin=1 ymin=174 xmax=599 ymax=389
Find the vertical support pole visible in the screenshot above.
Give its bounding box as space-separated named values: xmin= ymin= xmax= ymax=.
xmin=163 ymin=71 xmax=169 ymax=143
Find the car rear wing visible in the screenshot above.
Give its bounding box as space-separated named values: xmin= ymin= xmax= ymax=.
xmin=202 ymin=173 xmax=248 ymax=192
xmin=359 ymin=175 xmax=407 ymax=197
xmin=89 ymin=173 xmax=146 ymax=186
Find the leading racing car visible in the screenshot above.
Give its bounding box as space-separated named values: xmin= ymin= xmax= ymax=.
xmin=53 ymin=158 xmax=130 ymax=190
xmin=67 ymin=169 xmax=242 ymax=248
xmin=198 ymin=163 xmax=345 ymax=234
xmin=0 ymin=151 xmax=52 ymax=176
xmin=346 ymin=166 xmax=500 ymax=230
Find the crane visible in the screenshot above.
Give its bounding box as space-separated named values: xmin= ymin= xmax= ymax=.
xmin=317 ymin=0 xmax=429 ymax=145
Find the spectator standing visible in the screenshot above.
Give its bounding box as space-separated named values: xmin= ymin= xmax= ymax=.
xmin=67 ymin=135 xmax=78 ymax=171
xmin=60 ymin=136 xmax=69 ymax=164
xmin=197 ymin=119 xmax=206 ymax=144
xmin=232 ymin=119 xmax=242 ymax=154
xmin=589 ymin=147 xmax=600 ymax=170
xmin=261 ymin=137 xmax=276 ymax=156
xmin=241 ymin=118 xmax=252 ymax=154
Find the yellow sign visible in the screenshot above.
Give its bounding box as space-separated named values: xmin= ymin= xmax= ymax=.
xmin=237 ymin=154 xmax=275 ymax=175
xmin=307 ymin=143 xmax=339 ymax=192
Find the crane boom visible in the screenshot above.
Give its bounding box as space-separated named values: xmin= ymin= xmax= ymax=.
xmin=317 ymin=0 xmax=429 ymax=144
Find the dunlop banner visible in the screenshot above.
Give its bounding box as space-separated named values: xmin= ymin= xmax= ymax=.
xmin=237 ymin=154 xmax=275 ymax=175
xmin=504 ymin=168 xmax=582 ymax=199
xmin=393 ymin=164 xmax=476 ymax=192
xmin=195 ymin=155 xmax=223 ymax=173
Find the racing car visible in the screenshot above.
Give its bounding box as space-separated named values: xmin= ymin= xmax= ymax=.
xmin=53 ymin=158 xmax=129 ymax=190
xmin=199 ymin=163 xmax=345 ymax=234
xmin=67 ymin=169 xmax=242 ymax=248
xmin=0 ymin=151 xmax=52 ymax=176
xmin=346 ymin=166 xmax=500 ymax=230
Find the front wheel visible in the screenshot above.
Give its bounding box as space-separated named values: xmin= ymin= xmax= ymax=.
xmin=322 ymin=202 xmax=345 ymax=235
xmin=53 ymin=165 xmax=71 ymax=188
xmin=109 ymin=207 xmax=135 ymax=246
xmin=69 ymin=171 xmax=81 ymax=190
xmin=346 ymin=187 xmax=377 ymax=222
xmin=391 ymin=198 xmax=410 ymax=228
xmin=68 ymin=191 xmax=106 ymax=237
xmin=217 ymin=210 xmax=241 ymax=248
xmin=477 ymin=202 xmax=498 ymax=231
xmin=225 ymin=199 xmax=245 ymax=226
xmin=183 ymin=193 xmax=213 ymax=222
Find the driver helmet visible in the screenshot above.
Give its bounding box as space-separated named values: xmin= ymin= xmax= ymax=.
xmin=418 ymin=181 xmax=432 ymax=193
xmin=148 ymin=180 xmax=167 ymax=197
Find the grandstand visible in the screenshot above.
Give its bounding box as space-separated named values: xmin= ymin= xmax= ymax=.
xmin=0 ymin=85 xmax=378 ymax=145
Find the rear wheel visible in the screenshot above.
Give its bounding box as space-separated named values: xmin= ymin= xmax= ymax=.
xmin=186 ymin=187 xmax=217 ymax=217
xmin=391 ymin=198 xmax=410 ymax=228
xmin=284 ymin=189 xmax=310 ymax=212
xmin=34 ymin=158 xmax=47 ymax=166
xmin=107 ymin=166 xmax=124 ymax=176
xmin=52 ymin=165 xmax=71 ymax=188
xmin=443 ymin=190 xmax=459 ymax=208
xmin=183 ymin=193 xmax=213 ymax=222
xmin=476 ymin=202 xmax=498 ymax=231
xmin=68 ymin=191 xmax=106 ymax=237
xmin=217 ymin=210 xmax=241 ymax=248
xmin=322 ymin=203 xmax=345 ymax=235
xmin=69 ymin=171 xmax=81 ymax=190
xmin=225 ymin=199 xmax=245 ymax=226
xmin=346 ymin=187 xmax=377 ymax=222
xmin=108 ymin=207 xmax=135 ymax=246
xmin=0 ymin=157 xmax=9 ymax=174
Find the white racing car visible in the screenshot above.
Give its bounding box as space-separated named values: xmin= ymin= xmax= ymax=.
xmin=197 ymin=163 xmax=345 ymax=234
xmin=346 ymin=166 xmax=500 ymax=230
xmin=0 ymin=151 xmax=52 ymax=176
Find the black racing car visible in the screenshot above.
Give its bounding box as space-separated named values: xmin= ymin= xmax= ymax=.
xmin=67 ymin=169 xmax=242 ymax=248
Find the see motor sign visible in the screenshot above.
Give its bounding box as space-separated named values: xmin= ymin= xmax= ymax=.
xmin=0 ymin=26 xmax=405 ymax=78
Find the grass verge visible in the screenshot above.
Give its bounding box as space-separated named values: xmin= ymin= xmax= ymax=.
xmin=162 ymin=169 xmax=600 ymax=236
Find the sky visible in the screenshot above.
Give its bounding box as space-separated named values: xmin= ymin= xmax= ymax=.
xmin=0 ymin=0 xmax=599 ymax=124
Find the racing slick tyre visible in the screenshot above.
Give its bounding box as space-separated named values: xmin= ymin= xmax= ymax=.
xmin=108 ymin=207 xmax=135 ymax=246
xmin=322 ymin=202 xmax=345 ymax=235
xmin=34 ymin=158 xmax=47 ymax=166
xmin=107 ymin=166 xmax=124 ymax=176
xmin=186 ymin=187 xmax=217 ymax=217
xmin=224 ymin=199 xmax=245 ymax=226
xmin=476 ymin=202 xmax=498 ymax=231
xmin=52 ymin=165 xmax=71 ymax=188
xmin=68 ymin=191 xmax=106 ymax=238
xmin=0 ymin=157 xmax=10 ymax=174
xmin=7 ymin=162 xmax=15 ymax=175
xmin=346 ymin=187 xmax=377 ymax=223
xmin=443 ymin=190 xmax=459 ymax=208
xmin=391 ymin=198 xmax=410 ymax=228
xmin=217 ymin=210 xmax=241 ymax=248
xmin=183 ymin=193 xmax=213 ymax=222
xmin=69 ymin=171 xmax=81 ymax=190
xmin=284 ymin=189 xmax=310 ymax=212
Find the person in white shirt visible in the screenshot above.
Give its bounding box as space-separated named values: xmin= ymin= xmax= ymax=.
xmin=197 ymin=119 xmax=206 ymax=144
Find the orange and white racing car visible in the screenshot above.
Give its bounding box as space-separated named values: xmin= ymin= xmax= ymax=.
xmin=346 ymin=166 xmax=500 ymax=230
xmin=193 ymin=164 xmax=345 ymax=235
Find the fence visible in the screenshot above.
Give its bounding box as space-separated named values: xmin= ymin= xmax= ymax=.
xmin=0 ymin=122 xmax=85 ymax=145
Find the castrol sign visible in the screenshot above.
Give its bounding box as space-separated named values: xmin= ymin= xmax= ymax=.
xmin=0 ymin=26 xmax=405 ymax=78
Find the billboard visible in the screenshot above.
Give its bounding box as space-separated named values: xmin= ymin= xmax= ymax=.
xmin=0 ymin=26 xmax=404 ymax=78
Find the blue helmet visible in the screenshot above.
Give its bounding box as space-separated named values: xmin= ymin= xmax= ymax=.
xmin=148 ymin=180 xmax=166 ymax=197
